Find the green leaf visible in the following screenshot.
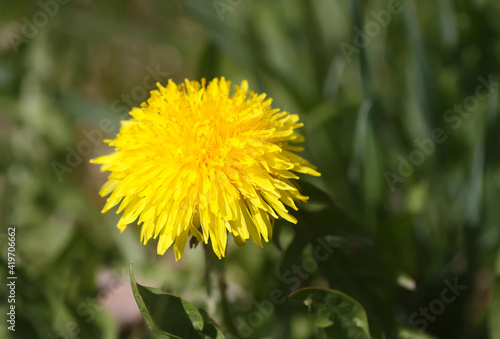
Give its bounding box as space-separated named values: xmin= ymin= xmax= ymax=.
xmin=290 ymin=287 xmax=371 ymax=339
xmin=198 ymin=309 xmax=226 ymax=339
xmin=129 ymin=263 xmax=224 ymax=339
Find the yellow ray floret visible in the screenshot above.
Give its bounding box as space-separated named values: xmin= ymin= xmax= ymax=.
xmin=91 ymin=77 xmax=320 ymax=260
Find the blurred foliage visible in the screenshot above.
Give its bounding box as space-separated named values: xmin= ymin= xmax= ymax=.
xmin=0 ymin=0 xmax=499 ymax=338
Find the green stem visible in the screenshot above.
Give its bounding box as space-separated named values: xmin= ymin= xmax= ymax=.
xmin=203 ymin=244 xmax=238 ymax=335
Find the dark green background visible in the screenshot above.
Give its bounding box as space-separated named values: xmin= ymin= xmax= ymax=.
xmin=0 ymin=0 xmax=499 ymax=338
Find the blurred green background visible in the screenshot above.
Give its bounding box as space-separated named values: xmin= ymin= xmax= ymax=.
xmin=1 ymin=0 xmax=500 ymax=338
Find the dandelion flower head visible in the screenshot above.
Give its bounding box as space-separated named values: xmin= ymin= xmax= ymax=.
xmin=91 ymin=77 xmax=320 ymax=260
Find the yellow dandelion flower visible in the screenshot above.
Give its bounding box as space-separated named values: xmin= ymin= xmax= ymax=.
xmin=91 ymin=77 xmax=320 ymax=260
